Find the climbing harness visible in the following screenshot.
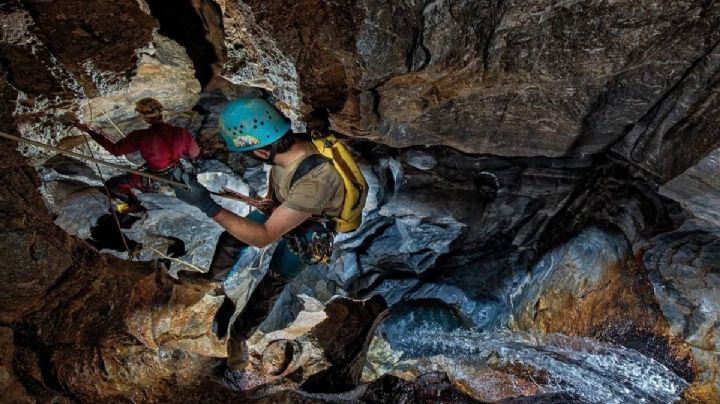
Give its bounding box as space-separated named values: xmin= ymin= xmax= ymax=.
xmin=284 ymin=222 xmax=335 ymax=265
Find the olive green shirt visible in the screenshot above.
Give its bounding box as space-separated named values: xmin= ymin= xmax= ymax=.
xmin=270 ymin=142 xmax=344 ymax=218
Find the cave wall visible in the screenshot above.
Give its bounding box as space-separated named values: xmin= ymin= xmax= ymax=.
xmin=5 ymin=0 xmax=720 ymax=177
xmin=237 ymin=0 xmax=720 ymax=170
xmin=2 ymin=0 xmax=720 ymax=401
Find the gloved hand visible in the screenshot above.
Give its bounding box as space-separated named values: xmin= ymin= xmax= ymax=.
xmin=172 ymin=171 xmax=222 ymax=218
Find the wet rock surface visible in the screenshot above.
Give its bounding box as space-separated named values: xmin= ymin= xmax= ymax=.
xmin=640 ymin=219 xmax=720 ymax=396
xmin=358 ymin=372 xmax=479 ymax=404
xmin=2 ymin=0 xmax=720 ymax=402
xmin=363 ymin=331 xmax=689 ymax=403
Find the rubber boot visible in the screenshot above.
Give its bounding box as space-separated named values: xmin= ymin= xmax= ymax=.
xmin=226 ymin=331 xmax=249 ymax=371
xmin=225 ymin=270 xmax=291 ymax=370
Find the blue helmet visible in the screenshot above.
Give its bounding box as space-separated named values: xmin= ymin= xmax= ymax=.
xmin=219 ymin=97 xmax=291 ymax=152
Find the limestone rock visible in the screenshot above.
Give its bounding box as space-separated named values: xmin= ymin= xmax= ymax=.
xmin=50 ymin=343 xmax=221 ymax=402
xmin=0 ymin=328 xmax=32 ymax=403
xmin=218 ymin=0 xmax=303 ymax=124
xmin=612 ymin=43 xmax=720 ymax=181
xmin=363 ymin=331 xmax=689 ymax=403
xmin=513 ymin=228 xmax=654 ymax=334
xmin=229 ymin=295 xmax=388 ymax=394
xmin=125 ymin=269 xmax=226 ymax=357
xmin=0 ymin=142 xmax=78 ymax=323
xmin=78 ymin=31 xmax=201 ymax=131
xmin=511 ymin=227 xmax=694 ymax=381
xmin=244 ymin=295 xmax=330 ymax=386
xmin=640 ymin=220 xmax=720 ymax=393
xmin=336 ymin=148 xmax=594 ymax=331
xmin=302 ymin=294 xmax=389 ymax=392
xmin=1 ymin=0 xmax=201 ymax=166
xmin=660 ymin=148 xmax=720 ymax=228
xmin=401 ymin=149 xmax=437 ymax=171
xmin=240 ymin=0 xmax=720 ymax=160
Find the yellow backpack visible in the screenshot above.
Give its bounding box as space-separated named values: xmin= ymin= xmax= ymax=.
xmin=290 ymin=131 xmax=368 ymax=233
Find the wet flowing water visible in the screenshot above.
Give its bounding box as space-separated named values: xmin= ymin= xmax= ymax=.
xmin=381 ymin=328 xmax=687 ymax=403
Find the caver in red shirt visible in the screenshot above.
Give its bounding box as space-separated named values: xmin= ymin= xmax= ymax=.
xmin=89 ymin=122 xmax=200 ymax=171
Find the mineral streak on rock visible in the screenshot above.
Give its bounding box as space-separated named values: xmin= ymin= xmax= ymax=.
xmin=511 ymin=227 xmax=695 ymax=381
xmin=640 ymin=219 xmax=720 ymax=396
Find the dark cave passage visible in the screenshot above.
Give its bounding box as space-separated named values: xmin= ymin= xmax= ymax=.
xmin=86 ymin=213 xmax=140 ymax=253
xmin=145 ymin=0 xmax=220 ymax=88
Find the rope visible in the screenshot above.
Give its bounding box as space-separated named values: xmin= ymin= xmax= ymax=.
xmin=148 ymin=247 xmax=208 ymax=273
xmin=81 ymin=105 xmax=134 ymax=258
xmin=0 ymin=131 xmax=189 ymax=189
xmin=98 ymin=107 xmax=126 ymax=138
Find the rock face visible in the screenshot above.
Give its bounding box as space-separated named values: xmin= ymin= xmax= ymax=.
xmin=1 ymin=0 xmax=200 ymax=166
xmin=661 ymin=148 xmax=720 ymax=228
xmin=0 ymin=328 xmax=32 ymax=403
xmin=125 ymin=270 xmax=226 ymax=357
xmin=512 ymin=229 xmax=662 ymax=340
xmin=0 ymin=141 xmax=84 ymax=324
xmin=241 ymin=0 xmax=720 ymax=164
xmin=0 ymin=142 xmax=391 ymax=400
xmin=640 ymin=219 xmax=720 ymax=397
xmin=2 ymin=0 xmax=720 ymax=402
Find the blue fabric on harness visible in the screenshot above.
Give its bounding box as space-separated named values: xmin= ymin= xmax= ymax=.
xmin=225 ymin=210 xmax=318 ymax=280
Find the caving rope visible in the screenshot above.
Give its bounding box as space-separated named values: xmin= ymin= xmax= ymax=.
xmin=77 ymin=105 xmax=136 ymax=258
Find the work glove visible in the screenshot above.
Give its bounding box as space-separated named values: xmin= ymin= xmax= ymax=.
xmin=172 ymin=171 xmax=222 ymax=218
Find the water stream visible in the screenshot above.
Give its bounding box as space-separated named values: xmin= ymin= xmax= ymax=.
xmin=379 ymin=328 xmax=687 ymax=403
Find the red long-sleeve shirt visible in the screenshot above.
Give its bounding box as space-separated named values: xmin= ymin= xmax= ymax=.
xmin=89 ymin=122 xmax=200 ymax=171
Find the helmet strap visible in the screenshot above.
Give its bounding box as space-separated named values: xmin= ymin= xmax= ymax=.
xmin=267 ymin=142 xmax=280 ymax=165
xmin=244 ymin=144 xmax=278 ymax=165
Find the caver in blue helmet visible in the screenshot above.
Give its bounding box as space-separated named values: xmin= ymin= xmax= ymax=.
xmin=172 ymin=94 xmax=365 ymax=372
xmin=219 ymin=97 xmax=291 ymax=152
